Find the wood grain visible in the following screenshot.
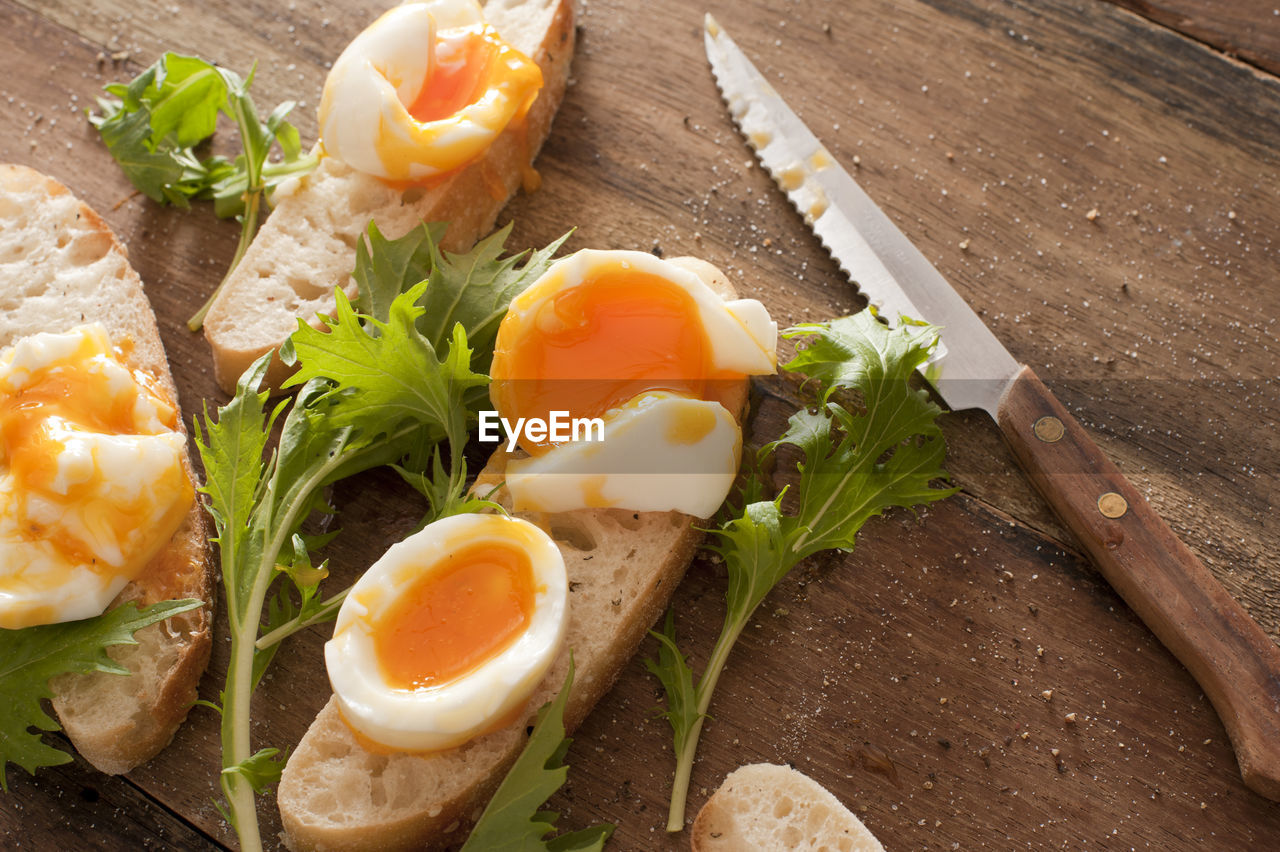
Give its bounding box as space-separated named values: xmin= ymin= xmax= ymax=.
xmin=1102 ymin=0 xmax=1280 ymax=75
xmin=998 ymin=365 xmax=1280 ymax=800
xmin=1 ymin=0 xmax=1278 ymax=848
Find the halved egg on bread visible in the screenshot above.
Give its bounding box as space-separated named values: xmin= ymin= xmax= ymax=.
xmin=318 ymin=0 xmax=544 ymax=182
xmin=326 ymin=513 xmax=567 ymax=752
xmin=489 ymin=250 xmax=777 ymax=517
xmin=0 ymin=324 xmax=194 ymax=629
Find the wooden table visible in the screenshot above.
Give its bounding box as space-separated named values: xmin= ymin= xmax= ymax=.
xmin=2 ymin=0 xmax=1278 ymax=848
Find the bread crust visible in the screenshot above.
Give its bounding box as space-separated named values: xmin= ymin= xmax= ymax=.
xmin=202 ymin=0 xmax=577 ymax=394
xmin=0 ymin=164 xmax=214 ymax=775
xmin=691 ymin=764 xmax=886 ymax=852
xmin=277 ymin=264 xmax=748 ymax=851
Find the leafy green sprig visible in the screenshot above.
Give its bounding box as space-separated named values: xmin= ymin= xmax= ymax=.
xmin=461 ymin=658 xmax=614 ymax=852
xmin=195 ymin=222 xmax=565 ymax=852
xmin=90 ymin=53 xmax=318 ymax=330
xmin=0 ymin=599 xmax=203 ymax=788
xmin=648 ymin=311 xmax=957 ymax=831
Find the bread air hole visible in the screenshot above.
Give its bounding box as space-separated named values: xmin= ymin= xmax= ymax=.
xmin=550 ymin=518 xmax=597 ymax=553
xmin=774 ymin=796 xmax=794 ymax=818
xmin=67 ymin=232 xmax=111 ymax=266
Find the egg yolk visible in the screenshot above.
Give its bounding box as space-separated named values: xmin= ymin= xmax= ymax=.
xmin=370 ymin=24 xmax=542 ymax=183
xmin=407 ymin=26 xmax=499 ymax=124
xmin=490 ymin=269 xmax=743 ymax=455
xmin=373 ymin=541 xmax=536 ymax=690
xmin=0 ymin=332 xmax=188 ymax=574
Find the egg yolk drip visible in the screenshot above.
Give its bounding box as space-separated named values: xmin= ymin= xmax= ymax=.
xmin=0 ymin=325 xmax=193 ymax=629
xmin=373 ymin=540 xmax=536 ymax=690
xmin=490 ymin=268 xmax=744 ymax=456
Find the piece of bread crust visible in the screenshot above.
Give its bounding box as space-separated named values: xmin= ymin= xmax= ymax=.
xmin=202 ymin=0 xmax=576 ymax=395
xmin=691 ymin=764 xmax=887 ymax=852
xmin=0 ymin=164 xmax=214 ymax=775
xmin=277 ymin=260 xmax=748 ymax=852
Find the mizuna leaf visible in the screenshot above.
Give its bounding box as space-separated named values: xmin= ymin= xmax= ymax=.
xmin=462 ymin=658 xmax=613 ymax=852
xmin=0 ymin=599 xmax=203 ymax=789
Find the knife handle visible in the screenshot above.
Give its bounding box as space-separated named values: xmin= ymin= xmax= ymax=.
xmin=996 ymin=365 xmax=1280 ymax=801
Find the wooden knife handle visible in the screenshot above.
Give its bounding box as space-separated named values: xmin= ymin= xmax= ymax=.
xmin=996 ymin=365 xmax=1280 ymax=801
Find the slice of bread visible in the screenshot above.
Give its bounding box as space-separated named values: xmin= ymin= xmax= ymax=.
xmin=691 ymin=764 xmax=886 ymax=852
xmin=202 ymin=0 xmax=576 ymax=394
xmin=0 ymin=163 xmax=213 ymax=775
xmin=277 ymin=262 xmax=748 ymax=852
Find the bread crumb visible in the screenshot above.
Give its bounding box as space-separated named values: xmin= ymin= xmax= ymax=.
xmin=1064 ymin=712 xmax=1077 ymax=724
xmin=959 ymin=239 xmax=970 ymax=251
xmin=1086 ymin=207 xmax=1099 ymax=221
xmin=1041 ymin=689 xmax=1053 ymax=701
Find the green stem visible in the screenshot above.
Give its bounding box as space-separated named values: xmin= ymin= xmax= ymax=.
xmin=665 ymin=614 xmax=751 ymax=832
xmin=188 ymin=188 xmax=260 ymax=331
xmin=187 ymin=89 xmax=269 ymax=333
xmin=254 ymin=587 xmax=349 ymax=650
xmin=220 ymin=553 xmax=277 ymax=852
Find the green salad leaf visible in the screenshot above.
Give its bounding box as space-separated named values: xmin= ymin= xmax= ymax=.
xmin=354 ymin=221 xmax=570 ymax=374
xmin=197 ymin=223 xmax=565 ymax=852
xmin=0 ymin=598 xmax=203 ymax=789
xmin=91 ymin=52 xmax=318 ymax=330
xmin=462 ymin=659 xmax=614 ymax=852
xmin=650 ymin=310 xmax=957 ymax=830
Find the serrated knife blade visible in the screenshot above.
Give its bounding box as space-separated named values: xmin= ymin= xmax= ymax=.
xmin=703 ymin=13 xmax=1280 ymax=801
xmin=703 ymin=14 xmax=1019 ymax=414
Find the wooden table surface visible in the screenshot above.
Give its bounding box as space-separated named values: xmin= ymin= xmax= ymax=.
xmin=2 ymin=0 xmax=1278 ymax=848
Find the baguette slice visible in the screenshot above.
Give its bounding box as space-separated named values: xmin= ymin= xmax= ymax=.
xmin=0 ymin=164 xmax=213 ymax=774
xmin=278 ymin=261 xmax=749 ymax=852
xmin=202 ymin=0 xmax=576 ymax=394
xmin=691 ymin=764 xmax=886 ymax=852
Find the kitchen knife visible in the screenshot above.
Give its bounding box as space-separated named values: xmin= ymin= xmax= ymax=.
xmin=704 ymin=14 xmax=1280 ymax=801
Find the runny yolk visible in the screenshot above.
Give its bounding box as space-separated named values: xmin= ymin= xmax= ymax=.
xmin=407 ymin=26 xmax=496 ymax=124
xmin=0 ymin=335 xmax=186 ymax=570
xmin=490 ymin=270 xmax=742 ymax=455
xmin=373 ymin=541 xmax=536 ymax=691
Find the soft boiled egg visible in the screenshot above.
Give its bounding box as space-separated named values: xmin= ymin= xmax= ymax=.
xmin=325 ymin=513 xmax=567 ymax=752
xmin=317 ymin=0 xmax=543 ymax=182
xmin=489 ymin=250 xmax=777 ymax=517
xmin=0 ymin=324 xmax=193 ymax=630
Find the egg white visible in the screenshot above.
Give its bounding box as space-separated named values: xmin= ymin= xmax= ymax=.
xmin=493 ymin=250 xmax=777 ymax=515
xmin=325 ymin=513 xmax=568 ymax=752
xmin=505 ymin=392 xmax=743 ymax=518
xmin=317 ymin=0 xmax=536 ymax=181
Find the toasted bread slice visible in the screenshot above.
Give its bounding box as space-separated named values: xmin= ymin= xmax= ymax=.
xmin=0 ymin=163 xmax=213 ymax=775
xmin=691 ymin=764 xmax=886 ymax=852
xmin=202 ymin=0 xmax=576 ymax=394
xmin=277 ymin=262 xmax=748 ymax=852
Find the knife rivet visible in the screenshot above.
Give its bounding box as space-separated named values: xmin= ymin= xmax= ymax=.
xmin=1098 ymin=492 xmax=1128 ymax=519
xmin=1033 ymin=416 xmax=1065 ymax=443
